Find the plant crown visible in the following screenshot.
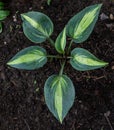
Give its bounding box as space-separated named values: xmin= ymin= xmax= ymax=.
xmin=7 ymin=4 xmax=108 ymax=123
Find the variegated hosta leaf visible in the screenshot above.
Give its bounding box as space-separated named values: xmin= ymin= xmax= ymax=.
xmin=67 ymin=4 xmax=102 ymax=43
xmin=7 ymin=46 xmax=47 ymax=70
xmin=70 ymin=48 xmax=108 ymax=71
xmin=55 ymin=27 xmax=66 ymax=54
xmin=0 ymin=10 xmax=10 ymax=20
xmin=21 ymin=11 xmax=54 ymax=43
xmin=44 ymin=74 xmax=75 ymax=123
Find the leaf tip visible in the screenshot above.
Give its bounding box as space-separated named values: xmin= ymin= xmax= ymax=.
xmin=97 ymin=3 xmax=103 ymax=10
xmin=104 ymin=62 xmax=109 ymax=66
xmin=20 ymin=13 xmax=24 ymax=17
xmin=21 ymin=13 xmax=26 ymax=20
xmin=7 ymin=61 xmax=11 ymax=66
xmin=59 ymin=119 xmax=63 ymax=124
xmin=94 ymin=3 xmax=102 ymax=8
xmin=99 ymin=3 xmax=103 ymax=7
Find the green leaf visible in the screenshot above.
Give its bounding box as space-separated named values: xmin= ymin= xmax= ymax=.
xmin=0 ymin=10 xmax=10 ymax=20
xmin=44 ymin=74 xmax=75 ymax=123
xmin=0 ymin=22 xmax=2 ymax=33
xmin=67 ymin=4 xmax=102 ymax=43
xmin=70 ymin=48 xmax=108 ymax=71
xmin=47 ymin=0 xmax=51 ymax=5
xmin=0 ymin=2 xmax=4 ymax=10
xmin=55 ymin=27 xmax=66 ymax=54
xmin=7 ymin=46 xmax=47 ymax=70
xmin=21 ymin=11 xmax=54 ymax=43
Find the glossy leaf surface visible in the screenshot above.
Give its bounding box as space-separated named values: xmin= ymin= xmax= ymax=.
xmin=21 ymin=11 xmax=54 ymax=43
xmin=55 ymin=27 xmax=66 ymax=54
xmin=70 ymin=48 xmax=108 ymax=71
xmin=7 ymin=46 xmax=47 ymax=70
xmin=44 ymin=74 xmax=75 ymax=123
xmin=67 ymin=4 xmax=102 ymax=43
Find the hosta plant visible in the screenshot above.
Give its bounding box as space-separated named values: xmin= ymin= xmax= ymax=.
xmin=0 ymin=2 xmax=9 ymax=33
xmin=7 ymin=4 xmax=108 ymax=123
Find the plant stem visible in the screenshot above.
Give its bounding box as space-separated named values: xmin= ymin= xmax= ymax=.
xmin=59 ymin=61 xmax=66 ymax=76
xmin=47 ymin=37 xmax=55 ymax=46
xmin=67 ymin=40 xmax=73 ymax=55
xmin=46 ymin=55 xmax=63 ymax=59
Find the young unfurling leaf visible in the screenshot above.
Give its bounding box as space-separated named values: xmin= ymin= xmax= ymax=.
xmin=55 ymin=27 xmax=66 ymax=54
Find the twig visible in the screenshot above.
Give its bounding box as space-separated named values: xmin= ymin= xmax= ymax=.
xmin=23 ymin=119 xmax=31 ymax=130
xmin=104 ymin=113 xmax=114 ymax=130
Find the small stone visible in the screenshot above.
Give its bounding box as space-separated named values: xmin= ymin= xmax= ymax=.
xmin=41 ymin=6 xmax=44 ymax=9
xmin=13 ymin=16 xmax=17 ymax=22
xmin=29 ymin=7 xmax=32 ymax=10
xmin=112 ymin=66 xmax=114 ymax=70
xmin=100 ymin=13 xmax=109 ymax=20
xmin=104 ymin=111 xmax=111 ymax=117
xmin=4 ymin=41 xmax=7 ymax=45
xmin=110 ymin=14 xmax=114 ymax=20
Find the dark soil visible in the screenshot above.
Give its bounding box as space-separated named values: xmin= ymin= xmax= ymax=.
xmin=0 ymin=0 xmax=114 ymax=130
